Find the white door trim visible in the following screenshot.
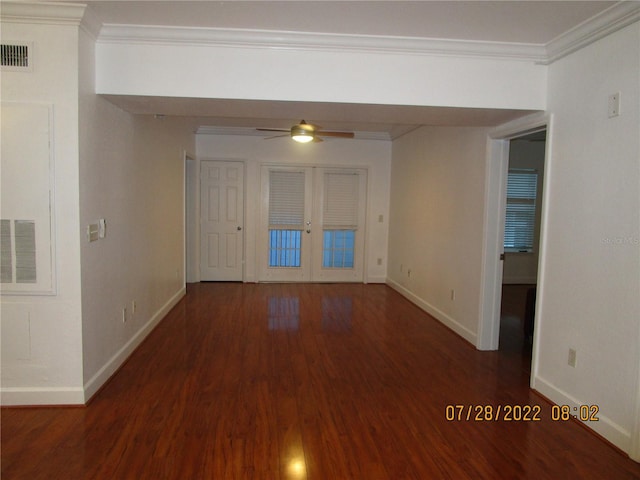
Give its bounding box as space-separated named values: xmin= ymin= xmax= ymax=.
xmin=184 ymin=152 xmax=200 ymax=283
xmin=477 ymin=112 xmax=550 ymax=352
xmin=200 ymin=159 xmax=245 ymax=281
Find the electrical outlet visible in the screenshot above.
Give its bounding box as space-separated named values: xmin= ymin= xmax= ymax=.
xmin=608 ymin=92 xmax=621 ymax=118
xmin=568 ymin=348 xmax=577 ymax=367
xmin=122 ymin=307 xmax=127 ymax=323
xmin=407 ymin=268 xmax=412 ymax=278
xmin=451 ymin=289 xmax=455 ymax=301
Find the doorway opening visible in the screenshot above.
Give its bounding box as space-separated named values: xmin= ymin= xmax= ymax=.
xmin=499 ymin=130 xmax=546 ymax=375
xmin=477 ymin=112 xmax=549 ymax=379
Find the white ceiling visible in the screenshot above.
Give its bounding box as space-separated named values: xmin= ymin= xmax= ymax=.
xmin=84 ymin=1 xmax=618 ymax=137
xmin=86 ymin=1 xmax=615 ymax=43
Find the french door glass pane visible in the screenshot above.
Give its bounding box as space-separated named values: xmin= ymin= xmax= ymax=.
xmin=269 ymin=229 xmax=302 ymax=267
xmin=322 ymin=230 xmax=355 ymax=268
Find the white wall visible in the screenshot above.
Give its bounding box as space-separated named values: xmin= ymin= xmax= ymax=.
xmin=195 ymin=134 xmax=391 ymax=283
xmin=96 ymin=32 xmax=546 ymax=111
xmin=0 ymin=20 xmax=84 ymax=404
xmin=387 ymin=126 xmax=490 ymax=345
xmin=79 ymin=28 xmax=195 ymax=399
xmin=533 ymin=22 xmax=640 ymax=456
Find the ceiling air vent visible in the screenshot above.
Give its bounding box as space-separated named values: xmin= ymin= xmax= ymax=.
xmin=1 ymin=43 xmax=31 ymax=70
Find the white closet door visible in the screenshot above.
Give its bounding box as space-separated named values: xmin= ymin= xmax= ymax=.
xmin=200 ymin=161 xmax=244 ymax=281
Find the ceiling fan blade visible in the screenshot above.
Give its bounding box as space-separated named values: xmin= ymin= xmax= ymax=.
xmin=264 ymin=134 xmax=289 ymax=140
xmin=316 ymin=131 xmax=355 ymax=138
xmin=256 ymin=128 xmax=290 ymax=133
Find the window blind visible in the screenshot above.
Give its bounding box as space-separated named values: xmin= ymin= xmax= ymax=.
xmin=0 ymin=219 xmax=37 ymax=284
xmin=504 ymin=169 xmax=538 ymax=251
xmin=269 ymin=171 xmax=305 ymax=227
xmin=0 ymin=220 xmax=12 ymax=283
xmin=322 ymin=172 xmax=359 ymax=228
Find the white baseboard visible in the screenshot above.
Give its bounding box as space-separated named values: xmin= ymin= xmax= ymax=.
xmin=366 ymin=274 xmax=387 ymax=284
xmin=83 ymin=286 xmax=186 ymax=402
xmin=386 ymin=278 xmax=477 ymax=346
xmin=1 ymin=386 xmax=85 ymax=406
xmin=533 ymin=374 xmax=632 ymax=455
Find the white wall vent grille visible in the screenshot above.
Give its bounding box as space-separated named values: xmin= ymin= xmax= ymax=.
xmin=1 ymin=44 xmax=31 ymax=70
xmin=0 ymin=219 xmax=37 ymax=284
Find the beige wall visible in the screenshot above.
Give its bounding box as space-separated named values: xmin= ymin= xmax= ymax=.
xmin=79 ymin=27 xmax=195 ymax=398
xmin=388 ymin=126 xmax=490 ymax=345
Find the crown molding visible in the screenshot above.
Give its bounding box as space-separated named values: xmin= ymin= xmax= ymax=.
xmin=0 ymin=1 xmax=86 ymax=26
xmin=98 ymin=24 xmax=546 ymax=62
xmin=3 ymin=1 xmax=638 ymax=65
xmin=97 ymin=0 xmax=640 ymax=65
xmin=196 ymin=126 xmax=390 ymax=141
xmin=79 ymin=5 xmax=103 ymax=40
xmin=544 ymin=1 xmax=640 ymax=65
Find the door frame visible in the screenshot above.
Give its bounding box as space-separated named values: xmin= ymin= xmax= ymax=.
xmin=258 ymin=164 xmax=368 ymax=283
xmin=184 ymin=152 xmax=199 ymax=283
xmin=185 ymin=157 xmax=247 ymax=283
xmin=199 ymin=159 xmax=246 ymax=281
xmin=258 ymin=165 xmax=314 ymax=282
xmin=477 ymin=112 xmax=551 ymax=363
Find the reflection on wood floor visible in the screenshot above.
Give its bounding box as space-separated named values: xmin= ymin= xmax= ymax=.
xmin=3 ymin=283 xmax=639 ymax=479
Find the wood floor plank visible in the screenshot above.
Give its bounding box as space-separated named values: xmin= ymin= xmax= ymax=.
xmin=2 ymin=283 xmax=640 ymax=479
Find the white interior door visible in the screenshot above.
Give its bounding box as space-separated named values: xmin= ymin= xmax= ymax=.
xmin=259 ymin=165 xmax=366 ymax=282
xmin=200 ymin=160 xmax=244 ymax=281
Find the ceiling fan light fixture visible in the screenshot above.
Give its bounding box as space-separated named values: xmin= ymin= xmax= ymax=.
xmin=291 ymin=123 xmax=315 ymax=143
xmin=291 ymin=133 xmax=314 ymax=143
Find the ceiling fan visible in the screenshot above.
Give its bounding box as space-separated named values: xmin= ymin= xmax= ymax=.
xmin=257 ymin=120 xmax=355 ymax=143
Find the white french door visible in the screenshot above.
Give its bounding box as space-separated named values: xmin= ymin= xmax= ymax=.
xmin=259 ymin=165 xmax=367 ymax=282
xmin=200 ymin=160 xmax=244 ymax=281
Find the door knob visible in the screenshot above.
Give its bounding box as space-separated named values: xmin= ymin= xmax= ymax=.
xmin=237 ymin=226 xmax=242 ymax=231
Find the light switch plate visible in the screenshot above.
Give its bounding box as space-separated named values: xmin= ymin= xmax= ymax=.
xmin=87 ymin=224 xmax=99 ymax=242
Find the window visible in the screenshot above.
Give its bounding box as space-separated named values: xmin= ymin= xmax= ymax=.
xmin=504 ymin=169 xmax=538 ymax=252
xmin=269 ymin=230 xmax=302 ymax=267
xmin=322 ymin=230 xmax=355 ymax=268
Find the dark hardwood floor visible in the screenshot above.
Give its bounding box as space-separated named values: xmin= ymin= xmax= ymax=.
xmin=3 ymin=283 xmax=640 ymax=479
xmin=499 ymin=284 xmax=535 ymax=375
